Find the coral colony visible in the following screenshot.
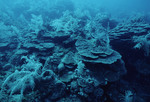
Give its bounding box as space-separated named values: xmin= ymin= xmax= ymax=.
xmin=0 ymin=0 xmax=150 ymax=102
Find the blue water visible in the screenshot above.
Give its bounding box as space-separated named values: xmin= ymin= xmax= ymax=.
xmin=0 ymin=0 xmax=150 ymax=102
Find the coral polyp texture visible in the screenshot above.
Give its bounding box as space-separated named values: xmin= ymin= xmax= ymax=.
xmin=0 ymin=0 xmax=150 ymax=102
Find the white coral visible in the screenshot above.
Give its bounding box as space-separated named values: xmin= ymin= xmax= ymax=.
xmin=29 ymin=14 xmax=43 ymax=34
xmin=1 ymin=55 xmax=42 ymax=101
xmin=51 ymin=10 xmax=79 ymax=34
xmin=1 ymin=70 xmax=38 ymax=96
xmin=133 ymin=34 xmax=150 ymax=56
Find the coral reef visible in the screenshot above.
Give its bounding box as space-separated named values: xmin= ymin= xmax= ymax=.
xmin=0 ymin=1 xmax=150 ymax=102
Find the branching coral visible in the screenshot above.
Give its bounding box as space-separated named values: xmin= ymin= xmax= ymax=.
xmin=51 ymin=10 xmax=80 ymax=34
xmin=0 ymin=22 xmax=19 ymax=42
xmin=133 ymin=33 xmax=150 ymax=56
xmin=1 ymin=70 xmax=38 ymax=96
xmin=21 ymin=55 xmax=42 ymax=72
xmin=0 ymin=55 xmax=42 ymax=101
xmin=29 ymin=14 xmax=43 ymax=34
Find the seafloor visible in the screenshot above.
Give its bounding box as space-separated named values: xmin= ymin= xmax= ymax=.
xmin=0 ymin=0 xmax=150 ymax=102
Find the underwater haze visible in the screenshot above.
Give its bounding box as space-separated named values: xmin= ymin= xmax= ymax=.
xmin=0 ymin=0 xmax=150 ymax=102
